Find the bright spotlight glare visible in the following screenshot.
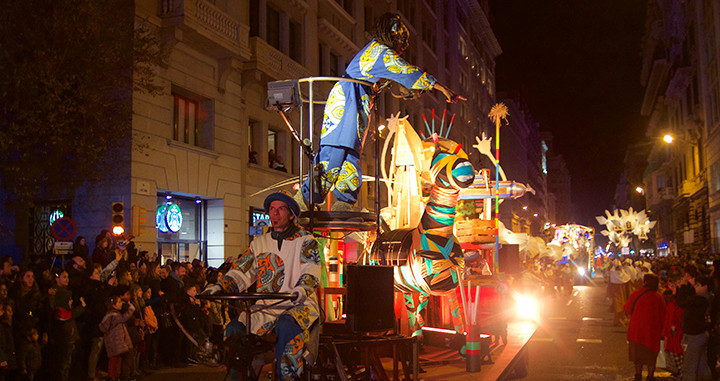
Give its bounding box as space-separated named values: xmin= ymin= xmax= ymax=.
xmin=577 ymin=266 xmax=586 ymax=276
xmin=515 ymin=294 xmax=539 ymax=320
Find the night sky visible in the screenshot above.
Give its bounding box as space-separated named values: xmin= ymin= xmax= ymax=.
xmin=489 ymin=1 xmax=648 ymax=226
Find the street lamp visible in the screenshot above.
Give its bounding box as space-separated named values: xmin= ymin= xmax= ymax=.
xmin=663 ymin=134 xmax=674 ymax=144
xmin=635 ymin=186 xmax=644 ymax=195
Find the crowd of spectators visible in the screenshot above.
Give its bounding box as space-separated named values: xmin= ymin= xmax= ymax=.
xmin=509 ymin=252 xmax=720 ymax=381
xmin=602 ymin=252 xmax=720 ymax=380
xmin=0 ymin=230 xmax=231 ymax=381
xmin=600 ymin=255 xmax=720 ymax=381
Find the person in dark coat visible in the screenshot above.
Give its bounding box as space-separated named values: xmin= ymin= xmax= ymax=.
xmin=624 ymin=274 xmax=666 ymax=381
xmin=158 ymin=263 xmax=187 ymax=367
xmin=677 ymin=274 xmax=714 ymax=381
xmin=92 ymin=238 xmax=115 ymax=269
xmin=48 ymin=270 xmax=85 ymax=381
xmin=17 ymin=328 xmax=42 ymax=381
xmin=0 ymin=303 xmax=18 ymax=380
xmin=11 ymin=270 xmax=47 ymax=342
xmin=72 ymin=236 xmax=90 ymax=262
xmin=81 ymin=264 xmax=113 ymax=381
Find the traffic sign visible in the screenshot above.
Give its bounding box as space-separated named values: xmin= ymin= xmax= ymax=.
xmin=51 ymin=217 xmax=77 ymax=242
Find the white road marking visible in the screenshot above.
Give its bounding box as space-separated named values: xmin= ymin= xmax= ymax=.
xmin=533 ymin=337 xmax=554 ymax=342
xmin=576 ymin=338 xmax=602 ymax=343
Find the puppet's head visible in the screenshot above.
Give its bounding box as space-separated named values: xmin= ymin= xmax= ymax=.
xmin=375 ymin=13 xmax=410 ymax=54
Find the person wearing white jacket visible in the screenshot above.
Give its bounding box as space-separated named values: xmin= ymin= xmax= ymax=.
xmin=204 ymin=192 xmax=320 ymax=380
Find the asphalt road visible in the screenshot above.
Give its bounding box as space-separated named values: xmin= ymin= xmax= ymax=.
xmin=519 ymin=278 xmax=672 ymax=381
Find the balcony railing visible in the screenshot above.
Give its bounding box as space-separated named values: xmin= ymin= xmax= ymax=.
xmin=159 ymin=0 xmax=250 ymax=59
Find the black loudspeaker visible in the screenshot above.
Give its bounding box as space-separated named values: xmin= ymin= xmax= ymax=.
xmin=498 ymin=244 xmax=520 ymax=274
xmin=346 ymin=265 xmax=394 ymax=333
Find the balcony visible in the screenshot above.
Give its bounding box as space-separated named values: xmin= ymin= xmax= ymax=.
xmin=245 ymin=37 xmax=310 ymax=81
xmin=159 ymin=0 xmax=250 ymax=60
xmin=680 ymin=174 xmax=707 ymax=198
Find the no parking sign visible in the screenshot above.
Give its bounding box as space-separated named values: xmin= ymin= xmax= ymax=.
xmin=51 ymin=217 xmax=77 ymax=242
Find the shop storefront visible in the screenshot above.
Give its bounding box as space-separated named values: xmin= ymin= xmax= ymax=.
xmin=156 ymin=194 xmax=207 ymax=263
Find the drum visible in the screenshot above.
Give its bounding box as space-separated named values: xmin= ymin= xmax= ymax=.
xmin=369 ymin=228 xmax=416 ymax=266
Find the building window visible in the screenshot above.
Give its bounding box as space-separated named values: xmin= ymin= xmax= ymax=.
xmin=172 ymin=89 xmax=213 ymax=149
xmin=318 ymin=44 xmax=324 ymax=75
xmin=156 ymin=195 xmax=207 ymax=264
xmin=248 ymin=119 xmax=260 ymax=164
xmin=268 ymin=129 xmax=277 ymax=165
xmin=711 ymin=159 xmax=720 ymax=193
xmin=364 ymin=6 xmax=373 ymax=30
xmin=268 ymin=128 xmax=288 ymax=172
xmin=330 ymin=52 xmax=340 ymax=76
xmin=335 ymin=0 xmax=353 ymax=15
xmin=173 ymin=95 xmax=197 ymax=146
xmin=249 ymin=0 xmax=259 ymax=37
xmin=289 ymin=20 xmax=301 ymax=63
xmin=267 ymin=5 xmax=280 ymax=50
xmin=458 ymin=36 xmax=467 ymax=58
xmin=422 ymin=20 xmax=436 ymax=51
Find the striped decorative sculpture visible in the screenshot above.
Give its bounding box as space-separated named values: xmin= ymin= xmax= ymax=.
xmin=370 ymin=131 xmax=475 ymax=337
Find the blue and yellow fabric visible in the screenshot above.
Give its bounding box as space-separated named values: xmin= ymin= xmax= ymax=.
xmin=302 ymin=40 xmax=437 ymax=204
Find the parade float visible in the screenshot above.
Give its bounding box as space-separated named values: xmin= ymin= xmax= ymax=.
xmin=596 ymin=207 xmax=657 ymax=259
xmin=220 ymin=77 xmax=541 ymax=379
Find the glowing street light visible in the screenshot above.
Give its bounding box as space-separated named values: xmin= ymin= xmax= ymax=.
xmin=636 ymin=186 xmax=644 ymax=194
xmin=663 ymin=134 xmax=674 ymax=144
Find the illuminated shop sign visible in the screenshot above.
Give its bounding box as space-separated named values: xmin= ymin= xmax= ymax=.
xmin=165 ymin=204 xmax=183 ymax=233
xmin=49 ymin=209 xmax=64 ymax=225
xmin=156 ymin=205 xmax=169 ymax=233
xmin=157 ymin=203 xmax=184 ymax=233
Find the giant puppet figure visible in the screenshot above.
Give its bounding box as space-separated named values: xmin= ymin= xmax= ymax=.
xmin=370 ymin=132 xmax=475 ymax=336
xmin=296 ymin=13 xmax=464 ymax=211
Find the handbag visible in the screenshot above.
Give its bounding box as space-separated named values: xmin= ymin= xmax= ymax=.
xmin=656 ymin=339 xmax=667 ymax=368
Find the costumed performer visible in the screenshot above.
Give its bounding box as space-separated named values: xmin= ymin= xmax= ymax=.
xmin=295 ymin=12 xmax=465 ymax=211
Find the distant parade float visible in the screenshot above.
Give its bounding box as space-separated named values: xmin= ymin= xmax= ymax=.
xmin=596 ymin=208 xmax=657 ymax=249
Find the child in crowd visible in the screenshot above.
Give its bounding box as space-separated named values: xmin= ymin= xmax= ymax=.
xmin=99 ymin=296 xmax=135 ymax=381
xmin=17 ymin=328 xmax=42 ymax=381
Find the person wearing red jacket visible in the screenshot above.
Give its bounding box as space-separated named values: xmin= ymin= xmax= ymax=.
xmin=624 ymin=274 xmax=666 ymax=381
xmin=663 ymin=278 xmax=684 ymax=377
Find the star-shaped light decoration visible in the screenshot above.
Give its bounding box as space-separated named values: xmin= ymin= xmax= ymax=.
xmin=596 ymin=208 xmax=657 ymax=247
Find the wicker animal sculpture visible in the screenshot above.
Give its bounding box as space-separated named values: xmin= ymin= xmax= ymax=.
xmin=370 ymin=135 xmax=475 ymax=337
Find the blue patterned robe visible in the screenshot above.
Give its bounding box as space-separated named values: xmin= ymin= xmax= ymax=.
xmin=303 ymin=40 xmax=437 ymax=203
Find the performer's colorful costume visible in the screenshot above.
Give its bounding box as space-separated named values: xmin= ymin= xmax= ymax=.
xmin=302 ymin=39 xmax=437 ymax=204
xmin=220 ymin=229 xmax=320 ymax=379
